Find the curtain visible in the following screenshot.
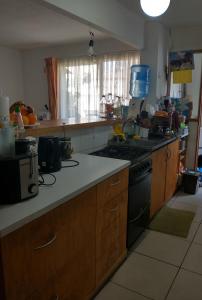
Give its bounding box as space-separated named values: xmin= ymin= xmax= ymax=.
xmin=45 ymin=57 xmax=58 ymax=120
xmin=59 ymin=51 xmax=140 ymax=119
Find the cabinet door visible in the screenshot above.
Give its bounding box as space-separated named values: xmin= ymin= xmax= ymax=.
xmin=150 ymin=146 xmax=167 ymax=217
xmin=165 ymin=139 xmax=179 ymax=202
xmin=96 ymin=190 xmax=128 ymax=286
xmin=53 ymin=187 xmax=96 ymax=300
xmin=1 ymin=210 xmax=59 ymax=300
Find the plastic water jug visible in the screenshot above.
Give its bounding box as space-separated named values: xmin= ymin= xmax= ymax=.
xmin=129 ymin=65 xmax=151 ymax=100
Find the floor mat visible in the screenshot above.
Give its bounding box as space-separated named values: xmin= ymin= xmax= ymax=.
xmin=149 ymin=206 xmax=195 ymax=238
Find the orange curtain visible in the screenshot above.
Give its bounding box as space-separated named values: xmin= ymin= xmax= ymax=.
xmin=45 ymin=57 xmax=58 ymax=120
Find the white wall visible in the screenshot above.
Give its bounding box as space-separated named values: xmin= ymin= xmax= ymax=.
xmin=41 ymin=0 xmax=144 ymax=49
xmin=171 ymin=26 xmax=202 ymax=51
xmin=141 ymin=22 xmax=169 ymax=104
xmin=22 ymin=38 xmax=135 ymax=113
xmin=0 ymin=46 xmax=24 ymax=104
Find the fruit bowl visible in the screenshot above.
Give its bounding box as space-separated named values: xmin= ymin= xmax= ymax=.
xmin=10 ymin=101 xmax=38 ymax=127
xmin=24 ymin=122 xmax=40 ymax=129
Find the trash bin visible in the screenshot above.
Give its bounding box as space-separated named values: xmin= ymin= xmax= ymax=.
xmin=183 ymin=170 xmax=200 ymax=194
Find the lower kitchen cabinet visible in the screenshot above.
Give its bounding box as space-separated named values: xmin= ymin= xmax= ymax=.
xmin=0 ymin=187 xmax=97 ymax=300
xmin=0 ymin=168 xmax=128 ymax=300
xmin=150 ymin=146 xmax=167 ymax=217
xmin=150 ymin=139 xmax=179 ymax=218
xmin=96 ymin=190 xmax=128 ymax=286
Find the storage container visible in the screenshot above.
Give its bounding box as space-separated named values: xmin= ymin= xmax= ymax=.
xmin=129 ymin=64 xmax=151 ymax=100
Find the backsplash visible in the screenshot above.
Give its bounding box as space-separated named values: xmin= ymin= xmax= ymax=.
xmin=51 ymin=125 xmax=113 ymax=154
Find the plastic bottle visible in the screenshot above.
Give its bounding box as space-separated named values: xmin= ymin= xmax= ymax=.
xmin=15 ymin=106 xmax=24 ymax=130
xmin=129 ymin=65 xmax=151 ymax=100
xmin=106 ymin=93 xmax=114 ymax=118
xmin=99 ymin=95 xmax=106 ymax=118
xmin=113 ymin=96 xmax=122 ymax=118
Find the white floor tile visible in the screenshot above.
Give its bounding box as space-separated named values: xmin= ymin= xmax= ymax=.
xmin=94 ymin=282 xmax=149 ymax=300
xmin=111 ymin=252 xmax=178 ymax=300
xmin=194 ymin=224 xmax=202 ymax=245
xmin=174 ymin=189 xmax=202 ymax=207
xmin=133 ymin=230 xmax=189 ymax=266
xmin=182 ymin=243 xmax=202 ymax=275
xmin=167 ymin=269 xmax=202 ymax=300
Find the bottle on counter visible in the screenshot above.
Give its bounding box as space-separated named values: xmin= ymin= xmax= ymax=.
xmin=113 ymin=96 xmax=122 ymax=118
xmin=99 ymin=95 xmax=106 ymax=118
xmin=15 ymin=106 xmax=24 ymax=130
xmin=105 ymin=93 xmax=114 ymax=118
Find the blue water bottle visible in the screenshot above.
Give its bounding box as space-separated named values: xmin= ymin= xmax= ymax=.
xmin=129 ymin=64 xmax=151 ymax=100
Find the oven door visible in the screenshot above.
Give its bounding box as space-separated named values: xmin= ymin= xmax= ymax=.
xmin=127 ymin=168 xmax=151 ymax=248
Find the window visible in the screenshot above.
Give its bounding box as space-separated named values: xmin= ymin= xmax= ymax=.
xmin=59 ymin=52 xmax=140 ymax=119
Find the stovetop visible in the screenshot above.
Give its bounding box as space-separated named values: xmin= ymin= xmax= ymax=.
xmin=90 ymin=145 xmax=151 ymax=165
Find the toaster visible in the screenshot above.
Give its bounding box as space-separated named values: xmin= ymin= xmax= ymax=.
xmin=0 ymin=154 xmax=39 ymax=204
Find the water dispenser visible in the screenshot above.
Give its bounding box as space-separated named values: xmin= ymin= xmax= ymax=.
xmin=129 ymin=64 xmax=151 ymax=100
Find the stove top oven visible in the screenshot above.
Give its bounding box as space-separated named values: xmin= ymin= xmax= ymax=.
xmin=90 ymin=145 xmax=152 ymax=248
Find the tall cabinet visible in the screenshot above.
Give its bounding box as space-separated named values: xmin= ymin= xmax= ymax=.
xmin=150 ymin=139 xmax=179 ymax=218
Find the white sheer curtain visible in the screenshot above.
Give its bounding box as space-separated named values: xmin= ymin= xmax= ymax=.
xmin=59 ymin=52 xmax=140 ymax=119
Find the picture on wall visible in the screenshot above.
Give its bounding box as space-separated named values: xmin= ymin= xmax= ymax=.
xmin=169 ymin=50 xmax=194 ymax=71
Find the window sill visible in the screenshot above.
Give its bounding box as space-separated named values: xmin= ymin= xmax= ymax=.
xmin=25 ymin=117 xmax=116 ymax=137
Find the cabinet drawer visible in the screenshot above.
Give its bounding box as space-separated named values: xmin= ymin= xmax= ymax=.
xmin=96 ymin=191 xmax=128 ymax=285
xmin=97 ymin=168 xmax=128 ymax=208
xmin=97 ymin=196 xmax=119 ymax=233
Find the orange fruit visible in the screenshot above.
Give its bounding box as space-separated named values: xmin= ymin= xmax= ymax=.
xmin=20 ymin=106 xmax=28 ymax=116
xmin=22 ymin=115 xmax=29 ymax=126
xmin=28 ymin=113 xmax=37 ymax=125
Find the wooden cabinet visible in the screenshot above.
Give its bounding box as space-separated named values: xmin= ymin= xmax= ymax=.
xmin=0 ymin=168 xmax=128 ymax=300
xmin=150 ymin=139 xmax=179 ymax=218
xmin=150 ymin=146 xmax=167 ymax=217
xmin=0 ymin=187 xmax=97 ymax=300
xmin=96 ymin=169 xmax=128 ymax=286
xmin=165 ymin=140 xmax=179 ymax=202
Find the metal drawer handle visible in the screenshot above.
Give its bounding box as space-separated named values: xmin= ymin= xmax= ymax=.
xmin=111 ymin=180 xmax=121 ymax=186
xmin=34 ymin=234 xmax=56 ymax=250
xmin=129 ymin=204 xmax=149 ymax=223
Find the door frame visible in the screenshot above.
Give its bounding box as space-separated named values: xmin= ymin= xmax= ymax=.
xmin=193 ymin=50 xmax=202 ymax=168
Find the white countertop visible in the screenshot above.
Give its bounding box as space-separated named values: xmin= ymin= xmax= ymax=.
xmin=0 ymin=153 xmax=130 ymax=237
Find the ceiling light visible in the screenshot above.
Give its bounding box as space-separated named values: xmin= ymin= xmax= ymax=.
xmin=140 ymin=0 xmax=170 ymax=17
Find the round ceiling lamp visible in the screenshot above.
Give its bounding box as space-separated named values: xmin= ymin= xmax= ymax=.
xmin=140 ymin=0 xmax=170 ymax=17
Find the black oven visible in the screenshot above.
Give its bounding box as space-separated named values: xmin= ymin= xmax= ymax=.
xmin=127 ymin=158 xmax=152 ymax=248
xmin=90 ymin=145 xmax=152 ymax=248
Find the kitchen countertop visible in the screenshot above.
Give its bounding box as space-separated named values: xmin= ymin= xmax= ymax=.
xmin=108 ymin=136 xmax=178 ymax=152
xmin=25 ymin=117 xmax=115 ymax=137
xmin=0 ymin=153 xmax=130 ymax=237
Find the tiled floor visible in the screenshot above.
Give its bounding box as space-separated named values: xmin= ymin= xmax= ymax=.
xmin=95 ymin=187 xmax=202 ymax=300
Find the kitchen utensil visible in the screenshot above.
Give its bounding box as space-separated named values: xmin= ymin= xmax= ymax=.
xmin=0 ymin=153 xmax=38 ymax=204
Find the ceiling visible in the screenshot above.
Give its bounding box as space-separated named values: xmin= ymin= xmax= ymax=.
xmin=1 ymin=0 xmax=202 ymax=50
xmin=118 ymin=0 xmax=202 ymax=28
xmin=0 ymin=0 xmax=108 ymax=49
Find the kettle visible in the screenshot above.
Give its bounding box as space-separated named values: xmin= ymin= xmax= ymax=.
xmin=38 ymin=136 xmax=61 ymax=173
